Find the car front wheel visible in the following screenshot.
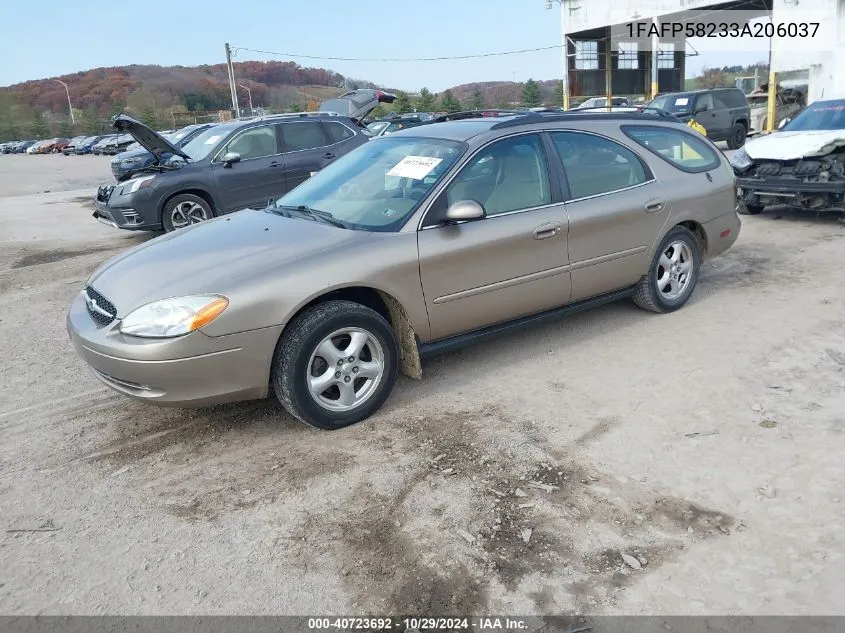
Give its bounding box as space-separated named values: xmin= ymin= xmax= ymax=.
xmin=633 ymin=226 xmax=701 ymax=313
xmin=271 ymin=300 xmax=399 ymax=430
xmin=727 ymin=122 xmax=747 ymax=149
xmin=162 ymin=194 xmax=213 ymax=232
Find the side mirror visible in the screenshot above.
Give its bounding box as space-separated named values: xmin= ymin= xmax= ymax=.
xmin=694 ymin=105 xmax=708 ymax=114
xmin=222 ymin=152 xmax=241 ymax=167
xmin=444 ymin=200 xmax=485 ymax=223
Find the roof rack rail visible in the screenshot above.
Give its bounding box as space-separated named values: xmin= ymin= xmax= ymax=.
xmin=564 ymin=105 xmax=675 ymax=117
xmin=252 ymin=111 xmax=340 ymax=121
xmin=489 ymin=107 xmax=681 ymax=130
xmin=425 ymin=109 xmax=526 ymax=124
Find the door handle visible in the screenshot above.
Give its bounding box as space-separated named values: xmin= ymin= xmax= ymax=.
xmin=533 ymin=222 xmax=563 ymax=240
xmin=269 ymin=161 xmax=280 ymax=168
xmin=645 ymin=200 xmax=665 ymax=213
xmin=323 ymin=152 xmax=336 ymax=160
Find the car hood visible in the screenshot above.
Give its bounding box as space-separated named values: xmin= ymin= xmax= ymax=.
xmin=111 ymin=114 xmax=190 ymax=161
xmin=87 ymin=208 xmax=372 ymax=316
xmin=744 ymin=129 xmax=845 ymax=160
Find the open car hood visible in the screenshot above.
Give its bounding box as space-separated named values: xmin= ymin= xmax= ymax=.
xmin=111 ymin=114 xmax=190 ymax=162
xmin=744 ymin=129 xmax=845 ymax=161
xmin=319 ymin=89 xmax=396 ymax=123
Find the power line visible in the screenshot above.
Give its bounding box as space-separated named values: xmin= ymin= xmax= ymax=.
xmin=231 ymin=44 xmax=562 ymax=62
xmin=231 ymin=0 xmax=770 ymax=65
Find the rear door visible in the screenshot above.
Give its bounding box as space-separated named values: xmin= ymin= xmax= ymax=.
xmin=549 ymin=130 xmax=668 ymax=302
xmin=713 ymin=90 xmax=738 ymax=136
xmin=417 ymin=133 xmax=571 ymax=341
xmin=211 ymin=124 xmax=286 ymax=213
xmin=278 ymin=121 xmax=333 ymax=192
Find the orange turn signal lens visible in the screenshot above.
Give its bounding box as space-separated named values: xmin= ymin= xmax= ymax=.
xmin=188 ymin=297 xmax=229 ymax=331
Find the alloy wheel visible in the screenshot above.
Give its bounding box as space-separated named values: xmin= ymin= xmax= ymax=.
xmin=170 ymin=201 xmax=209 ymax=229
xmin=656 ymin=241 xmax=694 ymax=301
xmin=306 ymin=327 xmax=385 ymax=412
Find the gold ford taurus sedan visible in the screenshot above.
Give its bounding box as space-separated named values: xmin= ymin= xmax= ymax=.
xmin=68 ymin=110 xmax=741 ymax=429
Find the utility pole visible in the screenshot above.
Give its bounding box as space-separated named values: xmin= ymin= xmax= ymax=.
xmin=225 ymin=43 xmax=240 ymax=118
xmin=54 ymin=79 xmax=75 ymax=124
xmin=546 ymin=1 xmax=570 ymax=110
xmin=239 ymin=84 xmax=253 ymax=116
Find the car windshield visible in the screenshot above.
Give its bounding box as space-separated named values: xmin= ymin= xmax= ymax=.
xmin=126 ymin=142 xmax=141 ymax=151
xmin=272 ymin=136 xmax=466 ymax=231
xmin=782 ymin=99 xmax=845 ymax=131
xmin=367 ymin=121 xmax=390 ymax=135
xmin=181 ymin=125 xmax=232 ymax=161
xmin=649 ymin=94 xmax=694 ymax=114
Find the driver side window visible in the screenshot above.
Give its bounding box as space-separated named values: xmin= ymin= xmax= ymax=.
xmin=222 ymin=126 xmax=277 ymax=161
xmin=445 ymin=134 xmax=551 ymax=217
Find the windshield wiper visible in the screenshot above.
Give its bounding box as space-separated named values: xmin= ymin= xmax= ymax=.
xmin=276 ymin=205 xmax=348 ymax=229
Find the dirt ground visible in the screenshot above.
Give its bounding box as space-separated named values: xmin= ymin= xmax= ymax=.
xmin=1 ymin=153 xmax=844 ymax=617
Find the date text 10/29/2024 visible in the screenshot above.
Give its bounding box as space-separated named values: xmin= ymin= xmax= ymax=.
xmin=307 ymin=617 xmax=533 ymax=630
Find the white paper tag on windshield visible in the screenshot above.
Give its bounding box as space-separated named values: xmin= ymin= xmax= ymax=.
xmin=387 ymin=156 xmax=443 ymax=180
xmin=204 ymin=135 xmax=222 ymax=145
xmin=674 ymin=97 xmax=690 ymax=106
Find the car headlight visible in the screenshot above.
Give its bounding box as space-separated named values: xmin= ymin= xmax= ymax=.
xmin=730 ymin=147 xmax=753 ymax=170
xmin=121 ymin=156 xmax=144 ymax=165
xmin=120 ymin=295 xmax=229 ymax=338
xmin=122 ymin=175 xmax=156 ymax=195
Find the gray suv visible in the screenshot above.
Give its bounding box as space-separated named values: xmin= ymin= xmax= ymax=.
xmin=94 ymin=89 xmax=396 ymax=232
xmin=649 ymin=88 xmax=751 ymax=149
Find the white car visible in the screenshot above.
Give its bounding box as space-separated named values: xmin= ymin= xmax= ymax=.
xmin=731 ymin=97 xmax=845 ymax=219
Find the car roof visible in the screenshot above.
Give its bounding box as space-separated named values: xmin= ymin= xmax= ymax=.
xmin=385 ymin=110 xmax=683 ymax=142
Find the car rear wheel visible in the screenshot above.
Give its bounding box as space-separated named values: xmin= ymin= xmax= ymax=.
xmin=727 ymin=122 xmax=747 ymax=149
xmin=162 ymin=194 xmax=213 ymax=232
xmin=271 ymin=300 xmax=399 ymax=430
xmin=633 ymin=226 xmax=701 ymax=313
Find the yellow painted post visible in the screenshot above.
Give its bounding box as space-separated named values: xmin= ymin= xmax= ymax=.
xmin=766 ymin=69 xmax=777 ymax=133
xmin=651 ymin=17 xmax=660 ymax=100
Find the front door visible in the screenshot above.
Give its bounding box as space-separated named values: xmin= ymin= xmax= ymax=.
xmin=548 ymin=130 xmax=669 ymax=302
xmin=211 ymin=125 xmax=285 ymax=213
xmin=417 ymin=133 xmax=571 ymax=341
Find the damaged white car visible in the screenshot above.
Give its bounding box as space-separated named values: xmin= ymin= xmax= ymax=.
xmin=731 ymin=98 xmax=845 ymax=220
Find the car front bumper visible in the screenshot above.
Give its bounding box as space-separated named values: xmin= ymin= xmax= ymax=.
xmin=94 ymin=183 xmax=162 ymax=231
xmin=67 ymin=291 xmax=284 ymax=407
xmin=737 ymin=177 xmax=845 ymax=195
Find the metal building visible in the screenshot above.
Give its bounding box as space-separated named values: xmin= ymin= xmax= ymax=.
xmin=551 ymin=0 xmax=840 ymax=110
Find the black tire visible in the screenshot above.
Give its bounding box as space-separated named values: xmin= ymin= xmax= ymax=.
xmin=161 ymin=193 xmax=214 ymax=232
xmin=727 ymin=122 xmax=747 ymax=149
xmin=633 ymin=226 xmax=701 ymax=314
xmin=738 ymin=201 xmax=764 ymax=215
xmin=271 ymin=300 xmax=399 ymax=430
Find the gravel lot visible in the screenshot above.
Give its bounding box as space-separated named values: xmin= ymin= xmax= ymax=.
xmin=1 ymin=153 xmax=845 ymax=616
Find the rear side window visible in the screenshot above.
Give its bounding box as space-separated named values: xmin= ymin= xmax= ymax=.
xmin=623 ymin=125 xmax=721 ymax=173
xmin=324 ymin=122 xmax=354 ymax=144
xmin=718 ymin=89 xmax=747 ymax=108
xmin=550 ymin=131 xmax=649 ymax=200
xmin=280 ymin=122 xmax=327 ymax=152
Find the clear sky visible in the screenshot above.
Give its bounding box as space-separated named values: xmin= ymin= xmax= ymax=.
xmin=0 ymin=0 xmax=764 ymax=90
